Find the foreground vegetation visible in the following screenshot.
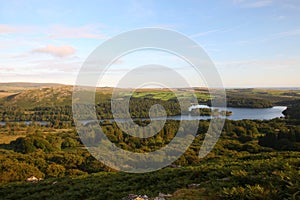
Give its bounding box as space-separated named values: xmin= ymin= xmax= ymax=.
xmin=0 ymin=151 xmax=299 ymax=200
xmin=1 ymin=118 xmax=300 ymax=199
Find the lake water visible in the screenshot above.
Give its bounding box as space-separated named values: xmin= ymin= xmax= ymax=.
xmin=0 ymin=106 xmax=287 ymax=126
xmin=223 ymin=106 xmax=286 ymax=120
xmin=177 ymin=106 xmax=287 ymax=121
xmin=0 ymin=121 xmax=49 ymax=126
xmin=134 ymin=106 xmax=287 ymax=121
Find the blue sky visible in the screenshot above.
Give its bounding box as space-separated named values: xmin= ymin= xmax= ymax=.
xmin=1 ymin=0 xmax=300 ymax=87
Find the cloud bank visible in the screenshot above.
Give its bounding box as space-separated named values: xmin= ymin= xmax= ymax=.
xmin=32 ymin=45 xmax=76 ymax=57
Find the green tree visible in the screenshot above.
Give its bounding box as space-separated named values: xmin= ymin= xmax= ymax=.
xmin=46 ymin=163 xmax=65 ymax=178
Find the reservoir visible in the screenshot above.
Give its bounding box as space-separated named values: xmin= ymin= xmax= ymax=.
xmin=0 ymin=106 xmax=287 ymax=125
xmin=174 ymin=106 xmax=287 ymax=121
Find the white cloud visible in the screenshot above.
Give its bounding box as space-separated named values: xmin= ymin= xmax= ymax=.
xmin=234 ymin=0 xmax=273 ymax=8
xmin=32 ymin=45 xmax=76 ymax=57
xmin=277 ymin=15 xmax=286 ymax=20
xmin=47 ymin=24 xmax=106 ymax=39
xmin=257 ymin=29 xmax=300 ymax=42
xmin=0 ymin=24 xmax=17 ymax=34
xmin=280 ymin=0 xmax=300 ymax=10
xmin=0 ymin=66 xmax=15 ymax=72
xmin=127 ymin=0 xmax=154 ymax=18
xmin=0 ymin=24 xmax=106 ymax=39
xmin=246 ymin=0 xmax=273 ymax=8
xmin=216 ymin=59 xmax=300 ymax=70
xmin=190 ymin=29 xmax=219 ymax=38
xmin=275 ymin=29 xmax=300 ymax=37
xmin=0 ymin=24 xmax=36 ymax=34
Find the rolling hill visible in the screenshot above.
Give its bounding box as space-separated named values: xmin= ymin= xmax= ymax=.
xmin=0 ymin=86 xmax=73 ymax=108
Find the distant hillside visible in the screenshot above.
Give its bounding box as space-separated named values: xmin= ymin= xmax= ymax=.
xmin=0 ymin=82 xmax=67 ymax=93
xmin=0 ymin=82 xmax=66 ymax=88
xmin=2 ymin=86 xmax=73 ymax=108
xmin=1 ymin=83 xmax=300 ymax=109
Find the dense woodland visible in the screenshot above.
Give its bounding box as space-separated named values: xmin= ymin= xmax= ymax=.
xmin=0 ymin=99 xmax=232 ymax=124
xmin=283 ymin=100 xmax=300 ymax=119
xmin=0 ymin=86 xmax=300 ymax=199
xmin=1 ymin=117 xmax=300 ymax=199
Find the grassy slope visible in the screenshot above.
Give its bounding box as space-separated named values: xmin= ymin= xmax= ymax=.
xmin=226 ymin=88 xmax=300 ymax=105
xmin=0 ymin=151 xmax=299 ymax=200
xmin=1 ymin=85 xmax=300 ymax=108
xmin=0 ymin=83 xmax=66 ymax=96
xmin=0 ymin=86 xmax=209 ymax=108
xmin=0 ymin=82 xmax=66 ymax=89
xmin=0 ymin=92 xmax=17 ymax=99
xmin=1 ymin=86 xmax=73 ymax=108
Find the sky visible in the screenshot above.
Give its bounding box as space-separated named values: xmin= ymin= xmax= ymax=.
xmin=1 ymin=0 xmax=300 ymax=88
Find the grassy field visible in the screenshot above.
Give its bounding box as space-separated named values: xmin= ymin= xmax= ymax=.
xmin=0 ymin=134 xmax=26 ymax=144
xmin=226 ymin=88 xmax=300 ymax=104
xmin=0 ymin=127 xmax=73 ymax=144
xmin=0 ymin=92 xmax=18 ymax=99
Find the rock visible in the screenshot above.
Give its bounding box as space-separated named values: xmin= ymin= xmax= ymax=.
xmin=159 ymin=192 xmax=172 ymax=197
xmin=26 ymin=176 xmax=39 ymax=182
xmin=153 ymin=192 xmax=172 ymax=200
xmin=221 ymin=177 xmax=230 ymax=181
xmin=122 ymin=194 xmax=137 ymax=200
xmin=122 ymin=194 xmax=148 ymax=200
xmin=167 ymin=164 xmax=181 ymax=168
xmin=154 ymin=197 xmax=165 ymax=200
xmin=187 ymin=183 xmax=200 ymax=189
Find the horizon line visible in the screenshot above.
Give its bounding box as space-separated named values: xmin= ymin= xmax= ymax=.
xmin=0 ymin=81 xmax=300 ymax=89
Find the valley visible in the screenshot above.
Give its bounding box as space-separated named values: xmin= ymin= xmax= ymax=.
xmin=0 ymin=83 xmax=300 ymax=199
